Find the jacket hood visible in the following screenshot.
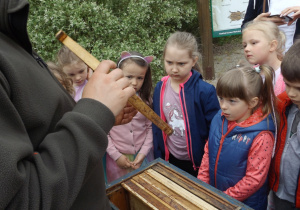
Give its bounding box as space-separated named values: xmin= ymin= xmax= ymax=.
xmin=0 ymin=0 xmax=32 ymax=53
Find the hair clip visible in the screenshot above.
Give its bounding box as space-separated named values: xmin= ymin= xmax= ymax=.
xmin=253 ymin=64 xmax=260 ymax=73
xmin=117 ymin=51 xmax=154 ymax=68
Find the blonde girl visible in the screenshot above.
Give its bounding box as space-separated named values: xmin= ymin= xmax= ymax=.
xmin=47 ymin=61 xmax=74 ymax=96
xmin=152 ymin=31 xmax=220 ymax=177
xmin=57 ymin=46 xmax=91 ymax=102
xmin=243 ymin=20 xmax=286 ymax=96
xmin=198 ymin=64 xmax=277 ymax=210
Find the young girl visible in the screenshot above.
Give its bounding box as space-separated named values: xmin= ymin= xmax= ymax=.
xmin=105 ymin=51 xmax=154 ymax=183
xmin=47 ymin=61 xmax=75 ymax=96
xmin=152 ymin=32 xmax=220 ymax=177
xmin=242 ymin=20 xmax=286 ymax=96
xmin=57 ymin=46 xmax=91 ymax=102
xmin=197 ymin=64 xmax=277 ymax=210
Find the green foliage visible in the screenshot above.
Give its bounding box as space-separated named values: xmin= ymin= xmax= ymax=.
xmin=27 ymin=0 xmax=198 ymax=84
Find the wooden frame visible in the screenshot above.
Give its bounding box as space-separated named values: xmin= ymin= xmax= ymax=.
xmin=106 ymin=158 xmax=253 ymax=210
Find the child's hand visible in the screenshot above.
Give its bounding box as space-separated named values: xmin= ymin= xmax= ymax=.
xmin=131 ymin=153 xmax=146 ymax=170
xmin=116 ymin=155 xmax=131 ymax=169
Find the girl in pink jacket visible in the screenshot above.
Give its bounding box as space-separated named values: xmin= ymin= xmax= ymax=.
xmin=105 ymin=51 xmax=154 ymax=183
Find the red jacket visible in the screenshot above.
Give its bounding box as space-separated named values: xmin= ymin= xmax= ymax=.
xmin=269 ymin=91 xmax=300 ymax=207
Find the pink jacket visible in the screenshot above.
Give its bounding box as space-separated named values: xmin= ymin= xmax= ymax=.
xmin=107 ymin=111 xmax=153 ymax=161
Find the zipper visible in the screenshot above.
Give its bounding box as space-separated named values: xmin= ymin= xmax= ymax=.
xmin=214 ymin=118 xmax=236 ymax=188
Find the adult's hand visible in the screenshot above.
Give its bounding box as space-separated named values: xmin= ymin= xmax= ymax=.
xmin=114 ymin=103 xmax=137 ymax=125
xmin=281 ymin=6 xmax=300 ymax=26
xmin=254 ymin=12 xmax=286 ymax=26
xmin=82 ymin=60 xmax=135 ymax=117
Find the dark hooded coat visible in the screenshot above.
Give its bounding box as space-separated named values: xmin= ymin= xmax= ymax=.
xmin=0 ymin=0 xmax=112 ymax=209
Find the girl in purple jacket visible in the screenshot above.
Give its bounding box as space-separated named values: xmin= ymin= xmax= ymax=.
xmin=152 ymin=32 xmax=220 ymax=177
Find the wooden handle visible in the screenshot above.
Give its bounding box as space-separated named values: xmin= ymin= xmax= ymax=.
xmin=55 ymin=30 xmax=173 ymax=136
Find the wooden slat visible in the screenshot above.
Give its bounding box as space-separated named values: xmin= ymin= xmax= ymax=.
xmin=133 ymin=172 xmax=201 ymax=210
xmin=152 ymin=164 xmax=238 ymax=210
xmin=145 ymin=169 xmax=218 ymax=210
xmin=55 ymin=30 xmax=173 ymax=136
xmin=121 ymin=179 xmax=170 ymax=210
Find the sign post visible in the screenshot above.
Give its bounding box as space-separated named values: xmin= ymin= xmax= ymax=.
xmin=196 ymin=0 xmax=214 ymax=80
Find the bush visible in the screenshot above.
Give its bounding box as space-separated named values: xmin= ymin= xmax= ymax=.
xmin=27 ymin=0 xmax=198 ymax=84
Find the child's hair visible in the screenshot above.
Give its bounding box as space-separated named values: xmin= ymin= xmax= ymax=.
xmin=243 ymin=21 xmax=286 ymax=61
xmin=47 ymin=61 xmax=75 ymax=96
xmin=57 ymin=46 xmax=85 ymax=68
xmin=216 ymin=62 xmax=277 ymax=119
xmin=163 ymin=31 xmax=202 ymax=73
xmin=281 ymin=40 xmax=300 ymax=82
xmin=117 ymin=51 xmax=153 ymax=105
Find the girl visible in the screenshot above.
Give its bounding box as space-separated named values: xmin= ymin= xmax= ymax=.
xmin=197 ymin=64 xmax=277 ymax=210
xmin=242 ymin=20 xmax=286 ymax=96
xmin=152 ymin=32 xmax=220 ymax=177
xmin=57 ymin=46 xmax=91 ymax=102
xmin=105 ymin=51 xmax=154 ymax=183
xmin=47 ymin=61 xmax=75 ymax=96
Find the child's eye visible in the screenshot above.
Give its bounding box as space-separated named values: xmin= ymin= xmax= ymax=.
xmin=126 ymin=76 xmax=132 ymax=79
xmin=242 ymin=44 xmax=246 ymax=48
xmin=179 ymin=63 xmax=185 ymax=66
xmin=229 ymin=99 xmax=237 ymax=103
xmin=218 ymin=96 xmax=223 ymax=101
xmin=251 ymin=41 xmax=257 ymax=45
xmin=138 ymin=77 xmax=144 ymax=80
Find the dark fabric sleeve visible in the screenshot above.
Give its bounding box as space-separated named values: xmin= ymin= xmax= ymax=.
xmin=203 ymin=85 xmax=220 ymax=133
xmin=0 ymin=71 xmax=114 ymax=210
xmin=241 ymin=0 xmax=264 ymax=30
xmin=152 ymin=83 xmax=164 ymax=160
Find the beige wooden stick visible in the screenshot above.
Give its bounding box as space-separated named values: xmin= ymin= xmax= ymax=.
xmin=56 ymin=30 xmax=173 ymax=136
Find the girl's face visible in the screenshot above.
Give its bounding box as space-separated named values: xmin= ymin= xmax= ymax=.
xmin=63 ymin=62 xmax=88 ymax=87
xmin=218 ymin=97 xmax=253 ymax=123
xmin=122 ymin=62 xmax=147 ymax=93
xmin=242 ymin=29 xmax=273 ymax=65
xmin=164 ymin=45 xmax=197 ymax=84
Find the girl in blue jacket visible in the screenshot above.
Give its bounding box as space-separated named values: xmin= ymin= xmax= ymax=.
xmin=152 ymin=31 xmax=220 ymax=177
xmin=198 ymin=64 xmax=277 ymax=210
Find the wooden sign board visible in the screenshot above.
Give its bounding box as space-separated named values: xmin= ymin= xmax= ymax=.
xmin=106 ymin=159 xmax=253 ymax=210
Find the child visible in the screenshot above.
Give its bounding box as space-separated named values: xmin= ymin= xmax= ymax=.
xmin=197 ymin=64 xmax=277 ymax=210
xmin=47 ymin=61 xmax=75 ymax=96
xmin=242 ymin=20 xmax=286 ymax=95
xmin=152 ymin=31 xmax=220 ymax=177
xmin=57 ymin=46 xmax=91 ymax=102
xmin=269 ymin=41 xmax=300 ymax=209
xmin=105 ymin=51 xmax=154 ymax=183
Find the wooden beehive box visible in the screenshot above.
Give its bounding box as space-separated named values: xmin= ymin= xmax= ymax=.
xmin=106 ymin=158 xmax=253 ymax=210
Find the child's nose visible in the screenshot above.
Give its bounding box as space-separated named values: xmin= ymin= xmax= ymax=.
xmin=220 ymin=102 xmax=227 ymax=110
xmin=131 ymin=78 xmax=137 ymax=85
xmin=171 ymin=66 xmax=178 ymax=72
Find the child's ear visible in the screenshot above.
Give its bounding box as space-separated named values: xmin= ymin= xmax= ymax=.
xmin=249 ymin=97 xmax=259 ymax=109
xmin=270 ymin=40 xmax=278 ymax=52
xmin=192 ymin=56 xmax=199 ymax=66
